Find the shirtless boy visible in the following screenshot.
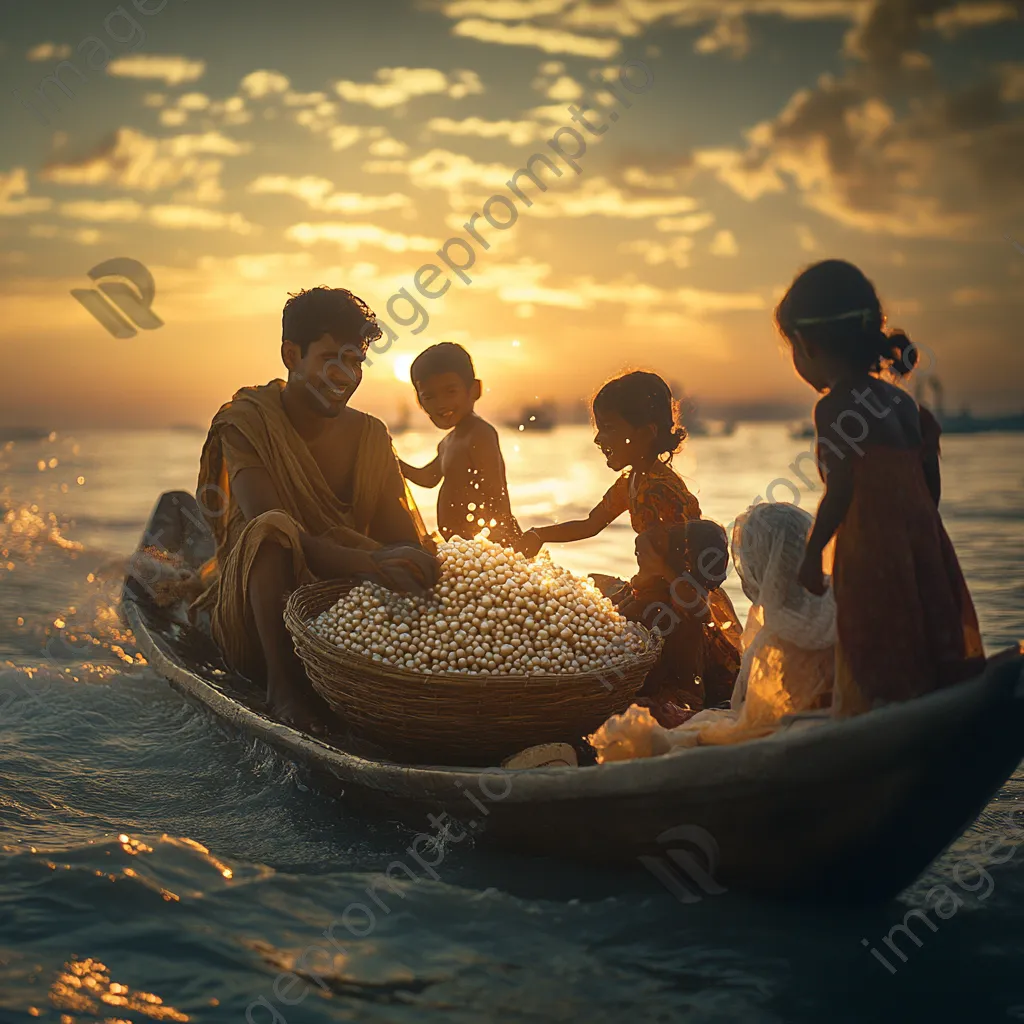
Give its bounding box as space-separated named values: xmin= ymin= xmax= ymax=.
xmin=398 ymin=343 xmax=522 ymax=547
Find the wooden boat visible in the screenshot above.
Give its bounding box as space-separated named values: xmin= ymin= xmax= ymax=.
xmin=122 ymin=492 xmax=1024 ymax=903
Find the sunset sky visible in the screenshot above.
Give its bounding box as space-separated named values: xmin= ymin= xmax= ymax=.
xmin=1 ymin=0 xmax=1021 ymax=428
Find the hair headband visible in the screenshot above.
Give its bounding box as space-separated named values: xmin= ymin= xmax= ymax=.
xmin=792 ymin=307 xmax=874 ymax=327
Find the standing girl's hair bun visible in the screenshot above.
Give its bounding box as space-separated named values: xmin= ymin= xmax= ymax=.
xmin=776 ymin=259 xmax=917 ymax=378
xmin=593 ymin=371 xmax=686 ymax=459
xmin=882 ymin=328 xmax=917 ymax=378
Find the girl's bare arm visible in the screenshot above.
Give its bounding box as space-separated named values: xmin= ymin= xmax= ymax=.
xmin=519 ymin=503 xmax=621 ymax=555
xmin=806 ymin=461 xmax=853 ymax=557
xmin=799 ymin=397 xmax=854 ymax=593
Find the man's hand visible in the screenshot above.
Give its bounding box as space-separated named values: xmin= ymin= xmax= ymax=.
xmin=798 ymin=549 xmax=826 ymax=595
xmin=517 ymin=529 xmax=542 ymax=558
xmin=370 ymin=545 xmax=440 ymax=595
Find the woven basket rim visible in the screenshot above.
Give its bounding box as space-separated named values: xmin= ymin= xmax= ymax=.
xmin=284 ymin=578 xmax=662 ymax=687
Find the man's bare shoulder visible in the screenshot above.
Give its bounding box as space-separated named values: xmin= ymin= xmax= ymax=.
xmin=221 ymin=424 xmax=258 ymax=456
xmin=356 ymin=408 xmax=386 ymax=432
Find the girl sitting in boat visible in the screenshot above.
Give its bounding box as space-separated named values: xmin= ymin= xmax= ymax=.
xmin=590 ymin=501 xmax=837 ymax=760
xmin=777 ymin=259 xmax=985 ymax=715
xmin=517 ymin=371 xmax=741 ymax=722
xmin=625 ymin=519 xmax=741 ymax=724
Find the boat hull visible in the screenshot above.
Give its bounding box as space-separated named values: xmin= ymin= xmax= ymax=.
xmin=122 ymin=491 xmax=1024 ymax=902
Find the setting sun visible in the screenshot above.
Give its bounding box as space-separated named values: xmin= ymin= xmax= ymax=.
xmin=392 ymin=352 xmax=415 ymax=383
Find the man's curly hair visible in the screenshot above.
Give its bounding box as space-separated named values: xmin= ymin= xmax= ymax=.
xmin=282 ymin=286 xmax=384 ymax=354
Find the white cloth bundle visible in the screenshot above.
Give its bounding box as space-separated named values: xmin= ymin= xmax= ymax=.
xmin=589 ymin=502 xmax=837 ymax=762
xmin=729 ymin=501 xmax=836 ymax=713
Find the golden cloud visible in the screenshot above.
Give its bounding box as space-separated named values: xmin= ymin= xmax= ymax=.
xmin=695 ymin=62 xmax=1023 ymax=239
xmin=40 ymin=128 xmax=252 ymax=204
xmin=240 ymin=69 xmax=291 ymax=99
xmin=620 ymin=235 xmax=695 ymax=268
xmin=247 ymin=174 xmax=413 ymax=214
xmin=0 ymin=168 xmax=53 ymax=217
xmin=285 ymin=221 xmax=441 ymax=253
xmin=427 ymin=116 xmax=546 ymax=145
xmin=709 ymin=229 xmax=739 ymax=256
xmin=451 ymin=19 xmax=621 ymax=58
xmin=106 ymin=54 xmax=206 ymax=85
xmin=57 ymin=198 xmax=255 ymax=234
xmin=26 ymin=42 xmax=72 ymax=61
xmin=334 ymin=67 xmax=483 ymax=108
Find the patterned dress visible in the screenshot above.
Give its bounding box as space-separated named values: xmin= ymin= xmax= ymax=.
xmin=595 ymin=460 xmax=702 ymax=534
xmin=828 ymin=408 xmax=985 ymax=714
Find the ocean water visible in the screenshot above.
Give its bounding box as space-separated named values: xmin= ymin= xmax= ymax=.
xmin=1 ymin=423 xmax=1023 ymax=1023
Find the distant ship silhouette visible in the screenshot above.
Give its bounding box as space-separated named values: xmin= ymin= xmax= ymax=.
xmin=790 ymin=377 xmax=1024 ymax=439
xmin=917 ymin=376 xmax=1024 ymax=434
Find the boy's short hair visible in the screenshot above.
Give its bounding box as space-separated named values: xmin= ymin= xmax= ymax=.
xmin=410 ymin=342 xmax=475 ymax=387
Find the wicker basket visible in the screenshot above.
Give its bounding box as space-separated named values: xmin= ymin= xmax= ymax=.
xmin=284 ymin=580 xmax=661 ymax=765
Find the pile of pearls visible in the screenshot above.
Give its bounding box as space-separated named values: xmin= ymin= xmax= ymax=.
xmin=311 ymin=535 xmax=647 ymax=675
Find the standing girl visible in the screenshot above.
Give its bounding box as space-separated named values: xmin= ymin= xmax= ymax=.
xmin=777 ymin=259 xmax=984 ymax=715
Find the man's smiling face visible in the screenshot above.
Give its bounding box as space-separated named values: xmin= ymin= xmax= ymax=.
xmin=284 ymin=332 xmax=367 ymax=417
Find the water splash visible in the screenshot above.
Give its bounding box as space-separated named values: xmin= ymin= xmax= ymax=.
xmin=1 ymin=498 xmax=144 ymax=671
xmin=0 ymin=503 xmax=85 ymax=565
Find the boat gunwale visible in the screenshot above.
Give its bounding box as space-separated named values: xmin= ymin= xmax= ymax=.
xmin=123 ymin=595 xmax=1024 ymax=805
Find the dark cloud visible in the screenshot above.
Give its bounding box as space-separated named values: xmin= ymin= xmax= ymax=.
xmin=846 ymin=0 xmax=1022 ymax=67
xmin=695 ymin=2 xmax=1023 ymax=237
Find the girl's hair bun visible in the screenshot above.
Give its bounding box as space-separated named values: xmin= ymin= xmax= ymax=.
xmin=665 ymin=424 xmax=687 ymax=456
xmin=883 ymin=328 xmax=916 ymax=378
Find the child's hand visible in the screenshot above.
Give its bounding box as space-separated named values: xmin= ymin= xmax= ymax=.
xmin=797 ymin=551 xmax=826 ymax=595
xmin=517 ymin=529 xmax=542 ymax=558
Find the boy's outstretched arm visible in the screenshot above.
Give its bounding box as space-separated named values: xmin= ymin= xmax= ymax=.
xmin=399 ymin=452 xmax=443 ymax=489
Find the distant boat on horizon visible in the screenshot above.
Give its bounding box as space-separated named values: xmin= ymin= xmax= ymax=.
xmin=677 ymin=392 xmax=735 ymax=438
xmin=504 ymin=402 xmax=557 ymax=432
xmin=917 ymin=376 xmax=1024 ymax=435
xmin=0 ymin=427 xmax=53 ymax=442
xmin=789 ymin=379 xmax=1024 ymax=440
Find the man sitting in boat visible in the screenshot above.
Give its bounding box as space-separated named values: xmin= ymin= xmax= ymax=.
xmin=192 ymin=286 xmax=439 ymax=730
